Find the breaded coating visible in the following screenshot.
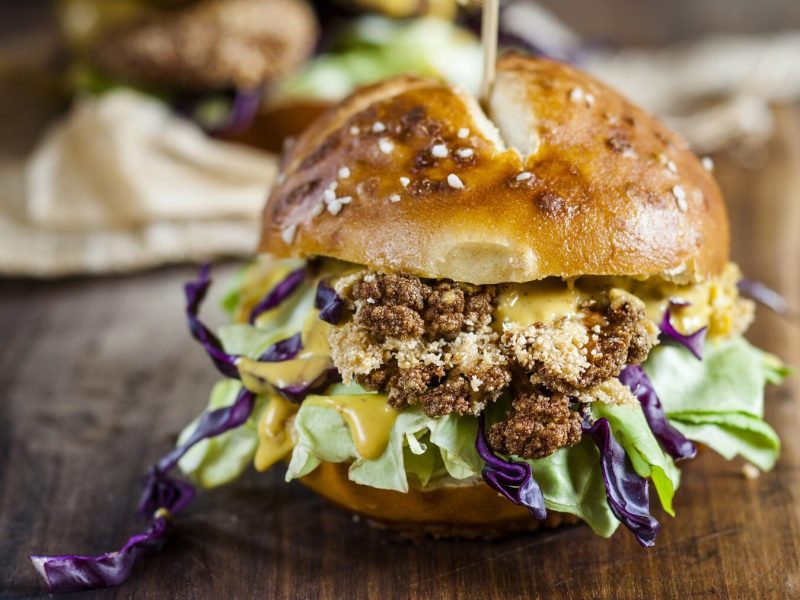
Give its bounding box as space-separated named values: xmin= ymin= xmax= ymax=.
xmin=504 ymin=289 xmax=659 ymax=395
xmin=328 ymin=273 xmax=657 ymax=454
xmin=415 ymin=375 xmax=473 ymax=417
xmin=329 ymin=272 xmax=507 ymax=415
xmin=352 ymin=273 xmax=425 ymax=311
xmin=488 ymin=391 xmax=582 ymax=459
xmin=575 ymin=379 xmax=638 ymax=407
xmin=357 ymin=305 xmax=425 ymax=339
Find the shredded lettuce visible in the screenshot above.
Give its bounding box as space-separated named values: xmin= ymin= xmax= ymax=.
xmin=669 ymin=413 xmax=780 ymax=471
xmin=287 ymin=388 xmax=621 ymax=537
xmin=645 ymin=337 xmax=787 ymax=470
xmin=220 ymin=265 xmax=250 ymax=318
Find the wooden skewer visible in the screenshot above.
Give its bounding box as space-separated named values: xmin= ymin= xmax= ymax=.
xmin=479 ymin=0 xmax=500 ymax=107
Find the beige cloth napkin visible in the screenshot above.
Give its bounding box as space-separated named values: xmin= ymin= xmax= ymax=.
xmin=0 ymin=89 xmax=277 ymax=277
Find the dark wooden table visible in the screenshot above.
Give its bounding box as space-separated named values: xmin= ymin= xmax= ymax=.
xmin=1 ymin=109 xmax=798 ymax=599
xmin=2 ymin=4 xmax=800 ymax=599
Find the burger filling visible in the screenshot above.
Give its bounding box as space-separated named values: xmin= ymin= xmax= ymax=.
xmin=174 ymin=257 xmax=783 ymax=543
xmin=325 ymin=266 xmax=751 ymax=460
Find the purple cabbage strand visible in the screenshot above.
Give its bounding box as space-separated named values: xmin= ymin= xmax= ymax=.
xmin=738 ymin=278 xmax=797 ymax=319
xmin=248 ymin=267 xmax=307 ymax=324
xmin=31 ymin=387 xmax=258 ymax=593
xmin=475 ymin=414 xmax=547 ymax=520
xmin=30 ymin=517 xmax=170 ymax=594
xmin=31 ymin=265 xmax=340 ymax=592
xmin=315 ymin=280 xmax=345 ymax=325
xmin=259 ymin=332 xmax=303 ymax=362
xmin=210 ymin=88 xmax=262 ymax=137
xmin=584 ymin=417 xmax=661 ymax=547
xmin=660 ymin=305 xmax=707 ymax=360
xmin=277 ymin=367 xmax=341 ymax=404
xmin=619 ymin=365 xmax=697 ymax=461
xmin=185 ymin=264 xmax=241 ymax=378
xmin=138 ymin=469 xmax=196 ymax=518
xmin=156 ymin=388 xmax=257 ymax=473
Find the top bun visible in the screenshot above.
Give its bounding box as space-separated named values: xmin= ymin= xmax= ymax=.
xmin=259 ymin=54 xmax=729 ymax=284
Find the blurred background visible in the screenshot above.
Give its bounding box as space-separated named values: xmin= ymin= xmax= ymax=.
xmin=1 ymin=0 xmax=800 ymax=277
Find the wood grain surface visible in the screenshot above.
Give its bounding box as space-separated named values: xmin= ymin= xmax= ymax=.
xmin=1 ymin=3 xmax=800 ymax=599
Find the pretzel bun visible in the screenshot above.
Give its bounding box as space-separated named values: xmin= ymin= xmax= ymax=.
xmin=259 ymin=53 xmax=729 ymax=284
xmin=299 ymin=461 xmax=578 ymax=538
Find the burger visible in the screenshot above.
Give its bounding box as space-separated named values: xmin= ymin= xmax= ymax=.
xmin=56 ymin=0 xmax=319 ymax=141
xmin=176 ymin=52 xmax=790 ymax=537
xmin=31 ymin=53 xmax=789 ymax=592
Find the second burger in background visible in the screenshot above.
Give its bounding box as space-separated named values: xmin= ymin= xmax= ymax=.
xmin=56 ymin=0 xmax=319 ymax=137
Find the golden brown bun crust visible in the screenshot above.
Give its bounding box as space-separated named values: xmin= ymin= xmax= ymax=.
xmin=260 ymin=54 xmax=729 ymax=284
xmin=299 ymin=461 xmax=578 ymax=538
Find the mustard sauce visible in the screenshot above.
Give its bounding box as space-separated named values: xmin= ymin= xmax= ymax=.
xmin=494 ymin=263 xmax=742 ymax=338
xmin=494 ymin=279 xmax=583 ymax=327
xmin=304 ymin=394 xmax=397 ymax=459
xmin=237 ymin=310 xmax=334 ymax=394
xmin=298 ymin=310 xmax=334 ymax=358
xmin=254 ymin=394 xmax=299 ymax=472
xmin=634 ymin=281 xmax=712 ymax=335
xmin=235 ymin=262 xmax=295 ymax=325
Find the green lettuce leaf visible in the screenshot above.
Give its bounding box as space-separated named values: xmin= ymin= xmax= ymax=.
xmin=220 ymin=265 xmax=249 ymax=318
xmin=526 ymin=440 xmax=619 ymax=538
xmin=670 ymin=412 xmax=780 ymax=471
xmin=645 ymin=336 xmax=787 ymax=471
xmin=216 ymin=323 xmax=292 ymax=359
xmin=273 ymin=16 xmax=482 ymax=103
xmin=286 ymin=397 xmax=483 ymax=492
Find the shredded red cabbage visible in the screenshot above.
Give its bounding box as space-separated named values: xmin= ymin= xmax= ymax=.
xmin=278 ymin=367 xmax=341 ymax=404
xmin=248 ymin=267 xmax=307 ymax=325
xmin=185 ymin=264 xmax=241 ymax=378
xmin=30 ymin=517 xmax=170 ymax=594
xmin=659 ymin=307 xmax=706 ymax=360
xmin=738 ymin=278 xmax=795 ymax=318
xmin=156 ymin=388 xmax=256 ymax=473
xmin=138 ymin=469 xmax=196 ymax=518
xmin=619 ymin=365 xmax=697 ymax=461
xmin=209 ymin=88 xmax=262 ymax=137
xmin=475 ymin=414 xmax=547 ymax=520
xmin=315 ymin=280 xmax=345 ymax=325
xmin=30 ymin=266 xmax=345 ymax=592
xmin=260 ymin=332 xmax=303 ymax=362
xmin=584 ymin=417 xmax=660 ymax=547
xmin=31 ymin=386 xmax=257 ymax=593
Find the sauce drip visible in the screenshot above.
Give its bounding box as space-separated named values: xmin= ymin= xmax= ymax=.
xmin=254 ymin=394 xmax=298 ymax=472
xmin=304 ymin=394 xmax=397 ymax=459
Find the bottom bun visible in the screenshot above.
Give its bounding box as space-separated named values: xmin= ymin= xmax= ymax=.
xmin=299 ymin=461 xmax=580 ymax=539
